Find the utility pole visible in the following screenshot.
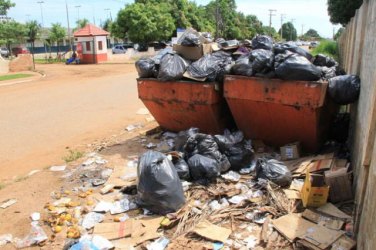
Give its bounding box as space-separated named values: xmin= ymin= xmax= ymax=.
xmin=301 ymin=24 xmax=304 ymax=37
xmin=280 ymin=14 xmax=286 ymax=40
xmin=268 ymin=9 xmax=277 ymax=28
xmin=290 ymin=18 xmax=295 ymax=41
xmin=104 ymin=8 xmax=112 ymax=22
xmin=66 ymin=0 xmax=72 ymax=50
xmin=37 ymin=1 xmax=44 ymax=26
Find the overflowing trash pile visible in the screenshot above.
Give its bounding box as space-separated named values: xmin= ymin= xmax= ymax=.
xmin=0 ymin=125 xmax=357 ymax=250
xmin=136 ymin=29 xmax=361 ymax=105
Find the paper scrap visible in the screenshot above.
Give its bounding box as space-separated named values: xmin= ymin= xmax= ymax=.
xmin=193 ymin=220 xmax=231 ymax=243
xmin=49 ymin=165 xmax=66 ymax=172
xmin=0 ymin=199 xmax=17 ymax=209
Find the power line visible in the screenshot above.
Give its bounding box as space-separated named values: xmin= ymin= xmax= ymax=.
xmin=280 ymin=14 xmax=286 ymax=40
xmin=268 ymin=9 xmax=277 ymax=28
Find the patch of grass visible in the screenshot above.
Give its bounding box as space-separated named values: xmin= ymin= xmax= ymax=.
xmin=0 ymin=73 xmax=33 ymax=81
xmin=35 ymin=58 xmax=64 ymax=64
xmin=0 ymin=182 xmax=6 ymax=190
xmin=62 ymin=149 xmax=84 ymax=163
xmin=312 ymin=40 xmax=339 ymax=61
xmin=14 ymin=175 xmax=28 ymax=182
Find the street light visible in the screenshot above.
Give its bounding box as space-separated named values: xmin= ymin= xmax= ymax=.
xmin=75 ymin=5 xmax=81 ymax=22
xmin=37 ymin=1 xmax=44 ymax=26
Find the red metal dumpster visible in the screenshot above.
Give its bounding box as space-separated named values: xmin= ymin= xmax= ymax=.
xmin=224 ymin=75 xmax=338 ymax=152
xmin=137 ymin=78 xmax=232 ymax=134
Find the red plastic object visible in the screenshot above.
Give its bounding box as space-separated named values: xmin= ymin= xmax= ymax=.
xmin=137 ymin=79 xmax=231 ymax=134
xmin=224 ymin=75 xmax=338 ymax=152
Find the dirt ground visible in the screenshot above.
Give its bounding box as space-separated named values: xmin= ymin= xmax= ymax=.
xmin=0 ymin=61 xmax=161 ymax=248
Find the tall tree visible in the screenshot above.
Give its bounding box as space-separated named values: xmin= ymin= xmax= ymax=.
xmin=334 ymin=27 xmax=344 ymax=40
xmin=304 ymin=29 xmax=320 ymax=38
xmin=26 ymin=20 xmax=41 ymax=69
xmin=76 ymin=18 xmax=89 ymax=29
xmin=0 ymin=20 xmax=26 ymax=54
xmin=49 ymin=23 xmax=66 ymax=54
xmin=0 ymin=0 xmax=15 ymax=16
xmin=101 ymin=18 xmax=112 ymax=32
xmin=112 ymin=2 xmax=175 ymax=43
xmin=327 ymin=0 xmax=363 ymax=26
xmin=278 ymin=22 xmax=297 ymax=41
xmin=206 ymin=0 xmax=238 ymax=39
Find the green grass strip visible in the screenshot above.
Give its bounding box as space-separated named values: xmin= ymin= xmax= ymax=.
xmin=0 ymin=73 xmax=33 ymax=81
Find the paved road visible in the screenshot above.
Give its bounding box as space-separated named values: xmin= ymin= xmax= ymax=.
xmin=0 ymin=64 xmax=145 ymax=180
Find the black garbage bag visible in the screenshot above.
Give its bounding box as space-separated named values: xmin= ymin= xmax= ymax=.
xmin=187 ymin=154 xmax=220 ymax=183
xmin=216 ymin=61 xmax=234 ymax=83
xmin=173 ymin=157 xmax=190 ymax=180
xmin=313 ymin=54 xmax=337 ymax=67
xmin=328 ymin=75 xmax=360 ymax=105
xmin=135 ymin=58 xmax=157 ymax=78
xmin=158 ymin=53 xmax=190 ymax=81
xmin=180 ymin=33 xmax=200 ymax=47
xmin=250 ymin=49 xmax=274 ymax=74
xmin=152 ymin=47 xmax=173 ymax=65
xmin=256 ymin=158 xmax=292 ymax=187
xmin=174 ymin=128 xmax=200 ymax=152
xmin=214 ymin=131 xmax=254 ymax=171
xmin=231 ymin=63 xmax=253 ymax=76
xmin=274 ymin=42 xmax=313 ymax=60
xmin=187 ymin=51 xmax=232 ymax=81
xmin=275 ymin=53 xmax=321 ymax=81
xmin=184 ymin=133 xmax=231 ymax=173
xmin=318 ymin=66 xmax=336 ymax=80
xmin=252 ymin=35 xmax=273 ymax=50
xmin=137 ymin=151 xmax=186 ymax=215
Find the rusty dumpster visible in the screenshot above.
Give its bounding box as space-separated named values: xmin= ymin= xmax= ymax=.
xmin=137 ymin=78 xmax=232 ymax=134
xmin=224 ymin=75 xmax=338 ymax=152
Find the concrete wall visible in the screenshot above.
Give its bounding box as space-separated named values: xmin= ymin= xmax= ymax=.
xmin=338 ymin=0 xmax=376 ymax=248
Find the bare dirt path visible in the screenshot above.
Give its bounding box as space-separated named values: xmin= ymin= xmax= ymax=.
xmin=0 ymin=63 xmax=146 ymax=181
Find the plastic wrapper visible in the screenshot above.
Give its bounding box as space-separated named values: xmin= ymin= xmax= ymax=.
xmin=187 ymin=51 xmax=232 ymax=81
xmin=82 ymin=212 xmax=105 ymax=229
xmin=137 ymin=151 xmax=185 ymax=215
xmin=153 ymin=47 xmax=173 ymax=65
xmin=274 ymin=42 xmax=313 ymax=60
xmin=177 ymin=28 xmax=203 ymax=46
xmin=251 ymin=35 xmax=273 ymax=50
xmin=255 ymin=158 xmax=292 ymax=187
xmin=0 ymin=234 xmax=12 ymax=247
xmin=274 ymin=53 xmax=321 ymax=81
xmin=14 ymin=222 xmax=48 ymax=248
xmin=313 ymin=54 xmax=337 ymax=67
xmin=157 ymin=53 xmax=190 ymax=81
xmin=187 ymin=154 xmax=220 ymax=183
xmin=250 ymin=49 xmax=274 ymax=74
xmin=135 ymin=58 xmax=157 ymax=78
xmin=318 ymin=66 xmax=337 ymax=80
xmin=174 ymin=127 xmax=200 ymax=152
xmin=328 ymin=75 xmax=360 ymax=105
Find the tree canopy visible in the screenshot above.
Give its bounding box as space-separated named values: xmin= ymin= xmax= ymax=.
xmin=304 ymin=29 xmax=320 ymax=38
xmin=0 ymin=20 xmax=26 ymax=46
xmin=327 ymin=0 xmax=363 ymax=26
xmin=0 ymin=0 xmax=15 ymax=16
xmin=278 ymin=22 xmax=297 ymax=41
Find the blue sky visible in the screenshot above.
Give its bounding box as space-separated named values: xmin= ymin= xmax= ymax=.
xmin=8 ymin=0 xmax=340 ymax=38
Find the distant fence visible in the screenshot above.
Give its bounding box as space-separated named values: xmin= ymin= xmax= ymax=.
xmin=338 ymin=0 xmax=376 ymax=248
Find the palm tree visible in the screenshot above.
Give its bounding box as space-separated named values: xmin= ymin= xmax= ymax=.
xmin=26 ymin=20 xmax=41 ymax=70
xmin=76 ymin=18 xmax=89 ymax=30
xmin=49 ymin=23 xmax=66 ymax=56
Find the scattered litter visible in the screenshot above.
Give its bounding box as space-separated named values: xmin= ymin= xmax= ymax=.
xmin=27 ymin=170 xmax=41 ymax=176
xmin=100 ymin=184 xmax=115 ymax=195
xmin=93 ymin=221 xmax=132 ymax=240
xmin=193 ymin=220 xmax=231 ymax=243
xmin=0 ymin=234 xmax=12 ymax=247
xmin=110 ymin=198 xmax=131 ymax=214
xmin=14 ymin=222 xmax=48 ymax=248
xmin=30 ymin=212 xmax=41 ymax=221
xmin=126 ymin=124 xmax=143 ymax=132
xmin=82 ymin=212 xmax=105 ymax=229
xmin=145 ymin=142 xmax=157 ymax=149
xmin=0 ymin=199 xmax=17 ymax=209
xmin=146 ymin=236 xmax=170 ymax=250
xmin=221 ymin=170 xmax=241 ymax=182
xmin=317 ymin=203 xmax=352 ymax=220
xmin=49 ymin=165 xmax=67 ymax=172
xmin=93 ymin=201 xmax=112 ymax=213
xmin=70 ymin=235 xmax=114 ymax=250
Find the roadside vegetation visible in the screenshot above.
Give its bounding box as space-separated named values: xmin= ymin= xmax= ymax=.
xmin=0 ymin=73 xmax=33 ymax=81
xmin=312 ymin=40 xmax=339 ymax=61
xmin=62 ymin=149 xmax=84 ymax=163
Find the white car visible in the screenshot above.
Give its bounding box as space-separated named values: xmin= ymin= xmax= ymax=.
xmin=112 ymin=45 xmax=126 ymax=54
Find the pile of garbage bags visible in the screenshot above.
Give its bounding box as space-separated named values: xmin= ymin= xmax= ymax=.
xmin=136 ymin=128 xmax=263 ymax=214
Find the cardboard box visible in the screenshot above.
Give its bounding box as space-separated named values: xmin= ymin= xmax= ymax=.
xmin=325 ymin=167 xmax=353 ymax=203
xmin=173 ymin=43 xmax=212 ymax=60
xmin=280 ymin=142 xmax=301 ymax=160
xmin=301 ymin=171 xmax=329 ymax=207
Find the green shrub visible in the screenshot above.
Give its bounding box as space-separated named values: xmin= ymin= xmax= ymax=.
xmin=311 ymin=40 xmax=339 ymax=61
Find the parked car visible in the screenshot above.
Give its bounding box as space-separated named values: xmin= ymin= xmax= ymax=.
xmin=0 ymin=47 xmax=9 ymax=58
xmin=112 ymin=45 xmax=127 ymax=54
xmin=11 ymin=47 xmax=30 ymax=57
xmin=309 ymin=41 xmax=319 ymax=49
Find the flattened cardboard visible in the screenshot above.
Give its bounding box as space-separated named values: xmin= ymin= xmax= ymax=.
xmin=93 ymin=221 xmax=132 ymax=240
xmin=325 ymin=168 xmax=353 ymax=203
xmin=300 ymin=224 xmax=343 ymax=249
xmin=280 ymin=142 xmax=301 ymax=160
xmin=193 ymin=220 xmax=231 ymax=243
xmin=106 ymin=165 xmax=137 ymax=188
xmin=331 ymin=235 xmax=356 ymax=250
xmin=283 ymin=189 xmax=301 ymax=199
xmin=302 ymin=209 xmax=344 ymax=230
xmin=173 ymin=43 xmax=212 ymax=61
xmin=272 ymin=213 xmax=316 ymax=241
xmin=317 ymin=203 xmax=351 ymax=220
